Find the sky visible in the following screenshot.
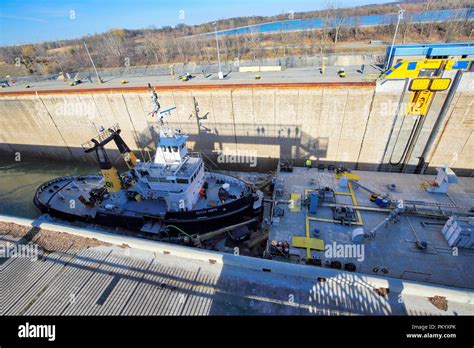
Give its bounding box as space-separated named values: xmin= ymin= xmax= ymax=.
xmin=0 ymin=0 xmax=392 ymax=46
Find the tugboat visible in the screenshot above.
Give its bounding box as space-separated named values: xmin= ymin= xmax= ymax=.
xmin=34 ymin=116 xmax=264 ymax=237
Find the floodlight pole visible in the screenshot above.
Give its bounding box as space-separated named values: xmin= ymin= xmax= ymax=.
xmin=83 ymin=39 xmax=102 ymax=83
xmin=214 ymin=24 xmax=223 ymax=79
xmin=386 ymin=7 xmax=405 ymax=70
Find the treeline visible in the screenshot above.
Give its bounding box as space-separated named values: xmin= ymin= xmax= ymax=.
xmin=0 ymin=0 xmax=472 ymax=76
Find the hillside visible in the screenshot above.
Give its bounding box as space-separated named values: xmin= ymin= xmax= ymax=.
xmin=0 ymin=0 xmax=472 ymax=77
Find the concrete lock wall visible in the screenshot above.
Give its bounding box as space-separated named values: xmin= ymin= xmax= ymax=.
xmin=0 ymin=78 xmax=473 ymax=175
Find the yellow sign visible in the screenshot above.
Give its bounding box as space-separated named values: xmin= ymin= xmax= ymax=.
xmin=430 ymin=78 xmax=451 ymax=91
xmin=409 ymin=77 xmax=451 ymax=92
xmin=409 ymin=78 xmax=431 ymax=91
xmin=407 ymin=90 xmax=433 ymax=116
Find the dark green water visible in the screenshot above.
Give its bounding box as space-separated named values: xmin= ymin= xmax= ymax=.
xmin=0 ymin=159 xmax=99 ymax=218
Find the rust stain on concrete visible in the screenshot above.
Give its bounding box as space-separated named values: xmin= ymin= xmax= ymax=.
xmin=0 ymin=81 xmax=376 ymax=97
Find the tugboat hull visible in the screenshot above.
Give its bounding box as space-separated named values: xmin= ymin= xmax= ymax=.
xmin=33 ymin=174 xmax=263 ymax=236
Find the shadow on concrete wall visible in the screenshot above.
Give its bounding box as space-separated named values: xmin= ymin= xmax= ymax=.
xmin=1 ymin=114 xmax=472 ymax=176
xmin=1 ymin=141 xmax=472 ymax=176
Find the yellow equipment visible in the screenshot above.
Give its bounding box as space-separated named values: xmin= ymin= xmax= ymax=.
xmin=121 ymin=151 xmax=138 ymax=169
xmin=338 ymin=69 xmax=346 ymax=77
xmin=82 ymin=124 xmax=141 ymax=193
xmin=291 ymin=236 xmax=324 ymax=251
xmin=407 ymin=90 xmax=433 ymax=116
xmin=409 ymin=77 xmax=451 ymax=91
xmin=335 ymin=171 xmax=359 ymax=181
xmin=409 ymin=78 xmax=431 ymax=91
xmin=385 ymin=58 xmax=463 ymax=117
xmin=181 ymin=73 xmax=192 ymax=82
xmin=101 ymin=168 xmax=122 ymax=193
xmin=406 ymin=77 xmax=452 ymax=116
xmin=430 ymin=78 xmax=451 ymax=91
xmin=384 ymin=59 xmax=471 ymax=79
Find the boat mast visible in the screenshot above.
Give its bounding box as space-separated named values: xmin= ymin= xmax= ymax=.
xmin=91 ymin=140 xmax=122 ymax=193
xmin=112 ymin=128 xmax=138 ymax=169
xmin=82 ymin=124 xmax=137 ymax=193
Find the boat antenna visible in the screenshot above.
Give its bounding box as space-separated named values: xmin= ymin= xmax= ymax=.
xmin=148 ymin=83 xmax=161 ymax=119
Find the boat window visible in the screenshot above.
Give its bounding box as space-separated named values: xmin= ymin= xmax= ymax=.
xmin=161 ymin=146 xmax=166 ymax=152
xmin=177 ymin=178 xmax=188 ymax=184
xmin=167 ymin=146 xmax=171 ymax=152
xmin=173 ymin=146 xmax=178 ymax=152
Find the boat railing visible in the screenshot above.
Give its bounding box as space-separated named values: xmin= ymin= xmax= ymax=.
xmin=207 ymin=172 xmax=248 ymax=191
xmin=81 ymin=123 xmax=120 ymax=151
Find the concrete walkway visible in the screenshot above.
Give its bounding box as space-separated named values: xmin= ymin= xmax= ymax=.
xmin=1 ymin=216 xmax=473 ymax=316
xmin=0 ymin=66 xmax=379 ymax=95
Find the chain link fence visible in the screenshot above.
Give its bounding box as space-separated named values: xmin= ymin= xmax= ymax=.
xmin=6 ymin=51 xmax=384 ymax=84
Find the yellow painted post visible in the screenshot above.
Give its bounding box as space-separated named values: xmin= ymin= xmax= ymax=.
xmin=321 ymin=57 xmax=327 ymax=75
xmin=306 ymin=217 xmax=311 ymax=259
xmin=348 ymin=182 xmax=363 ymax=225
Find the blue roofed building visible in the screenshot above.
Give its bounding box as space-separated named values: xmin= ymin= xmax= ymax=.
xmin=386 ymin=42 xmax=474 ymax=68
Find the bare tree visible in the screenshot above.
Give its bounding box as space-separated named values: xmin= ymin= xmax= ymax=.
xmin=279 ymin=23 xmax=290 ymax=57
xmin=422 ymin=0 xmax=435 ymax=39
xmin=143 ymin=30 xmax=161 ymax=65
xmin=325 ymin=1 xmax=347 ymax=45
xmin=20 ymin=45 xmax=37 ymax=73
xmin=352 ymin=15 xmax=361 ymax=40
xmin=247 ymin=26 xmax=261 ymax=61
xmin=400 ymin=13 xmax=413 ymax=44
xmin=443 ymin=4 xmax=466 ymax=42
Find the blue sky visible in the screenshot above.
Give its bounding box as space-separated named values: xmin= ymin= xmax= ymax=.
xmin=0 ymin=0 xmax=392 ymax=46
